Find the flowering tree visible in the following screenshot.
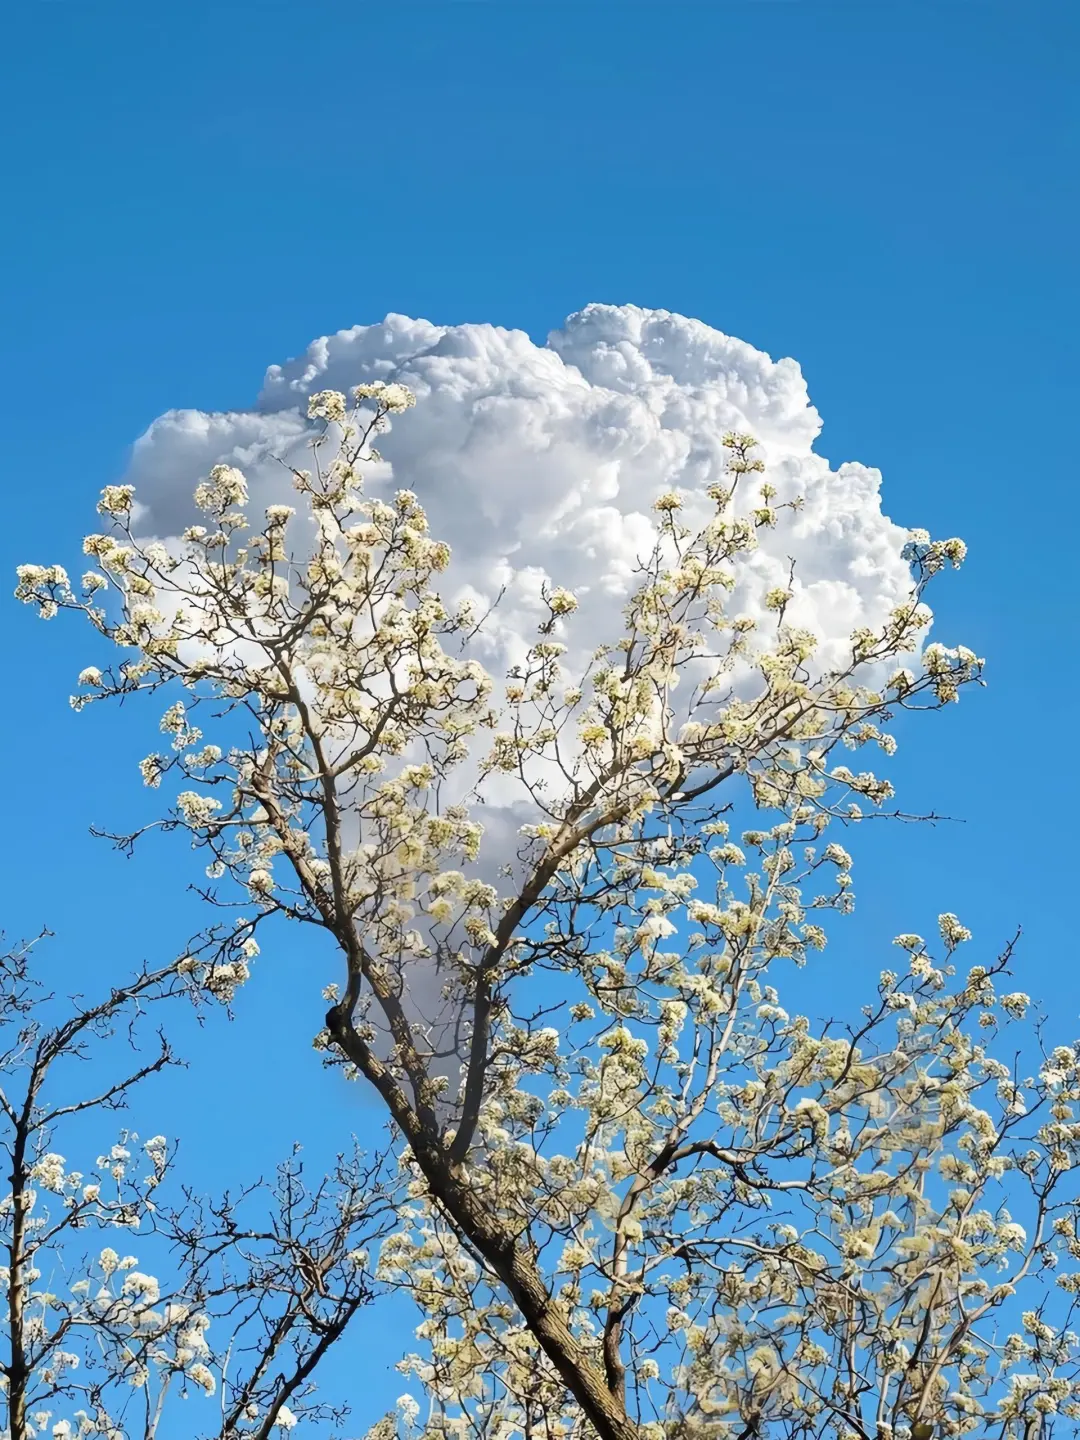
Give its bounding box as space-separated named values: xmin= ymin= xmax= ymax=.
xmin=0 ymin=933 xmax=393 ymax=1440
xmin=19 ymin=385 xmax=1080 ymax=1440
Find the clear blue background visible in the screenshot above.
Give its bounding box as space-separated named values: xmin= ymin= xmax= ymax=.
xmin=2 ymin=1 xmax=1078 ymax=1428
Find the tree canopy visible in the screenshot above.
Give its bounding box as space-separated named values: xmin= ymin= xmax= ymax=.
xmin=14 ymin=384 xmax=1080 ymax=1440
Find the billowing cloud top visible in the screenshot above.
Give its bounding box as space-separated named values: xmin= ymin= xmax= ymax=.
xmin=126 ymin=303 xmax=916 ymax=689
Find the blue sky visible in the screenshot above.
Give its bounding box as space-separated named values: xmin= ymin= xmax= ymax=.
xmin=2 ymin=1 xmax=1079 ymax=1429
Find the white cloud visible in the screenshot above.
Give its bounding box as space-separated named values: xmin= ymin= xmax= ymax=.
xmin=117 ymin=305 xmax=931 ymax=1044
xmin=127 ymin=303 xmax=917 ymax=697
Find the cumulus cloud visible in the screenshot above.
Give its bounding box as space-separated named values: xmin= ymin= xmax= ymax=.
xmin=127 ymin=303 xmax=916 ymax=700
xmin=116 ymin=305 xmax=932 ymax=1049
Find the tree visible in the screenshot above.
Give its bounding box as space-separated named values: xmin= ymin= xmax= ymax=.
xmin=0 ymin=933 xmax=394 ymax=1440
xmin=19 ymin=384 xmax=1080 ymax=1440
